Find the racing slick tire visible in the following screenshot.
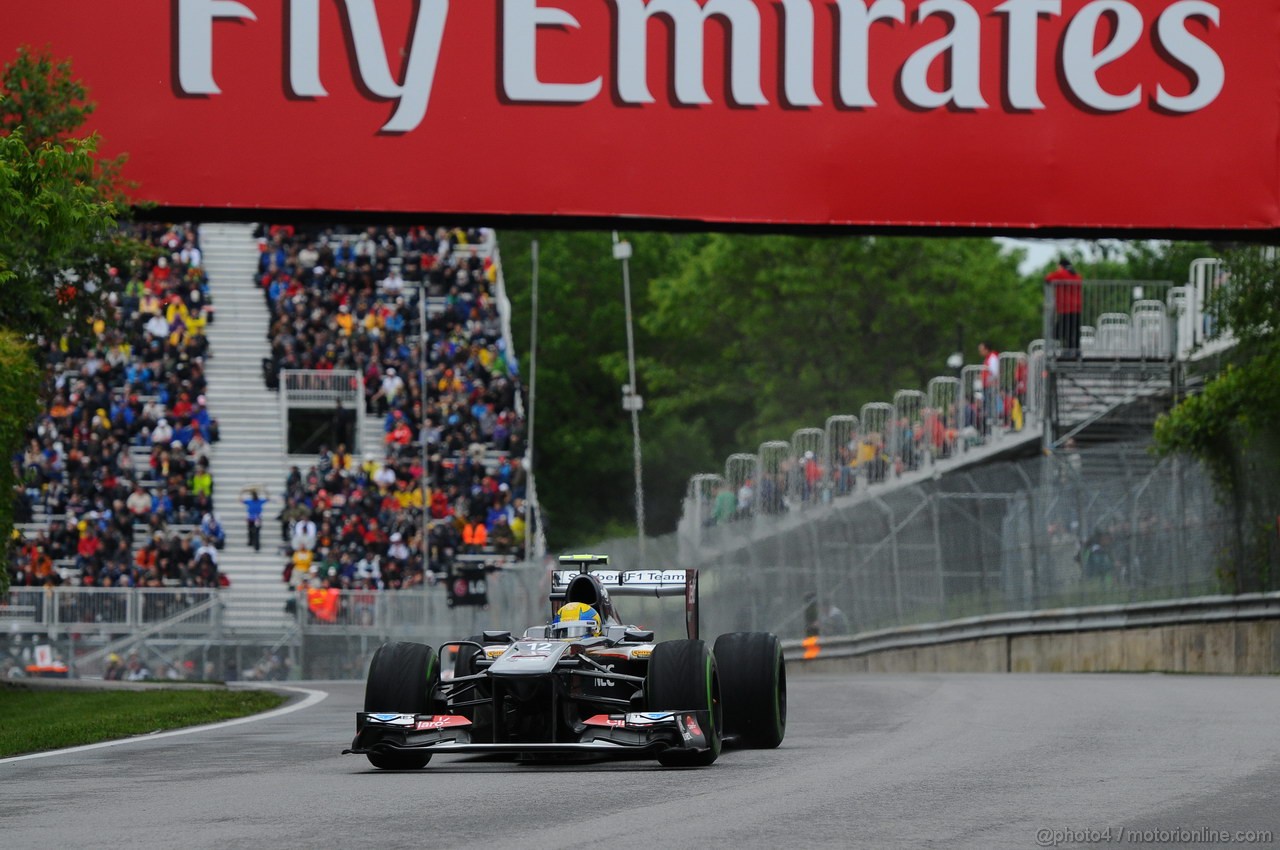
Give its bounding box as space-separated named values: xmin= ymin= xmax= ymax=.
xmin=364 ymin=641 xmax=438 ymax=770
xmin=713 ymin=632 xmax=786 ymax=749
xmin=645 ymin=639 xmax=722 ymax=767
xmin=451 ymin=635 xmax=494 ymax=740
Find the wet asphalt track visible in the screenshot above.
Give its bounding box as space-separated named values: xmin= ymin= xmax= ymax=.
xmin=3 ymin=673 xmax=1280 ymax=850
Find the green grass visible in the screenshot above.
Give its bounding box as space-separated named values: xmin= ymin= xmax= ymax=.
xmin=0 ymin=686 xmax=286 ymax=757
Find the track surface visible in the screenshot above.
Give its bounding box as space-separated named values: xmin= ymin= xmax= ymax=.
xmin=4 ymin=674 xmax=1280 ymax=849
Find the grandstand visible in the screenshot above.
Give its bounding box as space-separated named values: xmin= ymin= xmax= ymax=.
xmin=4 ymin=219 xmax=548 ymax=676
xmin=9 ymin=223 xmax=221 ymax=588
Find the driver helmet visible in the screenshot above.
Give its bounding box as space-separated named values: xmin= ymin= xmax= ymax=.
xmin=551 ymin=601 xmax=602 ymax=639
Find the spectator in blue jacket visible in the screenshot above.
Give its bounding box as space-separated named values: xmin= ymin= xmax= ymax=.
xmin=241 ymin=488 xmax=270 ymax=552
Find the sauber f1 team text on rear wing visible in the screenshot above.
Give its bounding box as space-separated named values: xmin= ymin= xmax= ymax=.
xmin=550 ymin=564 xmax=699 ymax=640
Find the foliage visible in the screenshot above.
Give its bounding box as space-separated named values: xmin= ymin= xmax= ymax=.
xmin=1202 ymin=247 xmax=1280 ymax=357
xmin=0 ymin=130 xmax=133 ymax=348
xmin=1 ymin=46 xmax=94 ymax=147
xmin=0 ymin=332 xmax=42 ymax=594
xmin=1030 ymin=239 xmax=1220 ymax=283
xmin=504 ymin=232 xmax=1038 ymax=548
xmin=641 ymin=235 xmax=1036 ymax=451
xmin=0 ymin=45 xmax=129 ymax=202
xmin=1154 ymin=246 xmax=1280 ymax=591
xmin=0 ymin=46 xmax=149 ymax=350
xmin=502 ymin=231 xmax=705 ymax=545
xmin=0 ymin=46 xmax=148 ymax=588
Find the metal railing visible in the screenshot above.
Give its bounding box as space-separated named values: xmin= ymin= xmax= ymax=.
xmin=1179 ymin=258 xmax=1234 ymax=360
xmin=2 ymin=587 xmax=220 ymax=634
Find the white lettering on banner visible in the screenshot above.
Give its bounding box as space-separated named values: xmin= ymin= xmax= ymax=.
xmin=176 ymin=0 xmax=258 ymax=95
xmin=342 ymin=0 xmax=449 ymax=133
xmin=613 ymin=0 xmax=768 ymax=106
xmin=994 ymin=0 xmax=1061 ymax=111
xmin=834 ymin=0 xmax=905 ymax=108
xmin=1062 ymin=0 xmax=1144 ymax=112
xmin=780 ymin=0 xmax=821 ymax=106
xmin=899 ymin=0 xmax=988 ymax=109
xmin=174 ymin=0 xmax=1227 ymax=129
xmin=181 ymin=0 xmax=448 ymax=132
xmin=503 ymin=0 xmax=603 ymax=103
xmin=288 ymin=0 xmax=326 ymax=98
xmin=1155 ymin=1 xmax=1224 ymax=112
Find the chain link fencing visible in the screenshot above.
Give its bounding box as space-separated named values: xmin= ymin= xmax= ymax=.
xmin=580 ymin=443 xmax=1242 ymax=642
xmin=0 ymin=567 xmax=548 ymax=680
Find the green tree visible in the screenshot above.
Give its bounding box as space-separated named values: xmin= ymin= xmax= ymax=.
xmin=0 ymin=130 xmax=131 ymax=348
xmin=504 ymin=232 xmax=1039 ymax=548
xmin=1154 ymin=247 xmax=1280 ymax=590
xmin=1 ymin=46 xmax=95 ymax=147
xmin=0 ymin=331 xmax=43 ymax=588
xmin=0 ymin=47 xmax=144 ymax=591
xmin=502 ymin=231 xmax=704 ymax=546
xmin=1030 ymin=239 xmax=1219 ymax=282
xmin=642 ymin=235 xmax=1036 ymax=452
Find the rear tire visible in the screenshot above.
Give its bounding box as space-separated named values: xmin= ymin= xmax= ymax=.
xmin=714 ymin=632 xmax=786 ymax=749
xmin=645 ymin=639 xmax=722 ymax=767
xmin=364 ymin=641 xmax=437 ymax=770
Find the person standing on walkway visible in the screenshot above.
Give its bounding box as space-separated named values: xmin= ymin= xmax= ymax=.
xmin=1047 ymin=258 xmax=1083 ymax=358
xmin=241 ymin=488 xmax=270 ymax=552
xmin=978 ymin=341 xmax=1000 ymax=438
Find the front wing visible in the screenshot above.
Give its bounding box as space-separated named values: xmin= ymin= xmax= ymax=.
xmin=343 ymin=710 xmax=716 ymax=761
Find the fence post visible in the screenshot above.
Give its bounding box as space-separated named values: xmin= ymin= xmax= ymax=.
xmin=930 ymin=489 xmax=946 ymax=620
xmin=1175 ymin=455 xmax=1189 ymax=596
xmin=1012 ymin=463 xmax=1040 ymax=608
xmin=871 ymin=497 xmax=904 ymax=623
xmin=1042 ymin=275 xmax=1055 ymax=453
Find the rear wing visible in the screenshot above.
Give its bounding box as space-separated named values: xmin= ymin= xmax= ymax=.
xmin=550 ymin=560 xmax=700 ymax=640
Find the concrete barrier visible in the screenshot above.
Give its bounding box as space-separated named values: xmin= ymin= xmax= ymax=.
xmin=786 ymin=594 xmax=1280 ymax=675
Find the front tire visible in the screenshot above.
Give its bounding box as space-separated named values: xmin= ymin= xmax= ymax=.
xmin=714 ymin=632 xmax=786 ymax=749
xmin=364 ymin=641 xmax=437 ymax=769
xmin=646 ymin=639 xmax=722 ymax=767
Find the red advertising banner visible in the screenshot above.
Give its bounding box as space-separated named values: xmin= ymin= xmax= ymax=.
xmin=4 ymin=1 xmax=1276 ymax=230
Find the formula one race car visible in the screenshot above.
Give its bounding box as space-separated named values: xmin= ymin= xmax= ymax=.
xmin=344 ymin=554 xmax=786 ymax=769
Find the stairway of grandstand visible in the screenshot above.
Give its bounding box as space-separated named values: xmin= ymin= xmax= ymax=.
xmin=200 ymin=222 xmax=293 ymax=634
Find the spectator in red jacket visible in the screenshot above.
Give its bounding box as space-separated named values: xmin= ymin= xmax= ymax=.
xmin=1047 ymin=258 xmax=1083 ymax=358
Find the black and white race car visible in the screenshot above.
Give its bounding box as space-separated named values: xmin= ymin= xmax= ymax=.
xmin=344 ymin=554 xmax=786 ymax=769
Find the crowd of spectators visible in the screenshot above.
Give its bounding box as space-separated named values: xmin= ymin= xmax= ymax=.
xmin=275 ymin=443 xmax=531 ymax=592
xmin=254 ymin=225 xmax=529 ymax=595
xmin=695 ymin=341 xmax=1033 ymax=527
xmin=7 ymin=223 xmax=226 ymax=591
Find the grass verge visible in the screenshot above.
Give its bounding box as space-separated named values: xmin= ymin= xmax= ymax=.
xmin=0 ymin=685 xmax=286 ymax=758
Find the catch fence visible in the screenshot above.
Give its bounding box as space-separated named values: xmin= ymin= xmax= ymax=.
xmin=598 ymin=444 xmax=1238 ymax=642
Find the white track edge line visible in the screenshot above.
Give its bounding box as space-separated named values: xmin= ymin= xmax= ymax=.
xmin=0 ymin=685 xmax=328 ymax=765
